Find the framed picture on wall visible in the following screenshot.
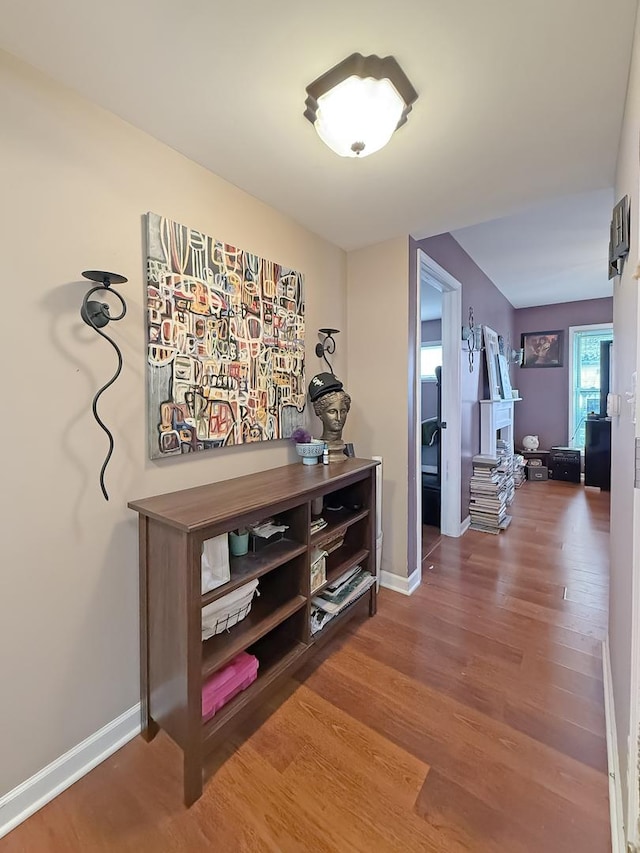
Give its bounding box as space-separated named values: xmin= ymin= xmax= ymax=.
xmin=608 ymin=195 xmax=630 ymax=279
xmin=521 ymin=329 xmax=564 ymax=368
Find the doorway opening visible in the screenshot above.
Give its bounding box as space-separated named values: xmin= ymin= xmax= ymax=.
xmin=420 ymin=280 xmax=443 ymax=556
xmin=409 ymin=249 xmax=462 ymax=579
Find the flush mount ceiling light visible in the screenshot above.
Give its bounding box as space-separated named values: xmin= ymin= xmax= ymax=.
xmin=304 ymin=53 xmax=418 ymax=158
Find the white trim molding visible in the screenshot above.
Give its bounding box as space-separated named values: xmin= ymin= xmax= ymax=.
xmin=459 ymin=515 xmax=471 ymax=536
xmin=418 ymin=250 xmax=462 ymax=539
xmin=567 ymin=322 xmax=613 ymax=448
xmin=0 ymin=704 xmax=141 ymax=839
xmin=603 ymin=639 xmax=626 ymax=852
xmin=380 ymin=566 xmax=421 ymax=595
xmin=628 ymin=548 xmax=640 ymax=851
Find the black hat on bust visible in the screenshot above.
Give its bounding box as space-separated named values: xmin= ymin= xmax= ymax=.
xmin=308 ymin=372 xmax=343 ymax=402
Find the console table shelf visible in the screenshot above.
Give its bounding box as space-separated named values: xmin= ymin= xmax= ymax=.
xmin=129 ymin=457 xmax=378 ymax=806
xmin=201 ymin=540 xmax=307 ymax=606
xmin=201 ymin=592 xmax=307 ymax=680
xmin=202 ymin=640 xmax=307 ymax=744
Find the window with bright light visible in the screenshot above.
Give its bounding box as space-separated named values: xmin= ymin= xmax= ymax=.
xmin=421 ymin=343 xmax=442 ymax=381
xmin=570 ymin=327 xmax=613 ymax=448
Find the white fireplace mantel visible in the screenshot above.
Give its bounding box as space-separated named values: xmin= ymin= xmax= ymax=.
xmin=479 ymin=398 xmax=522 ymax=457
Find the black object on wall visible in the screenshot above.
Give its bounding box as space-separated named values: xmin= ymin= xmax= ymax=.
xmin=584 ymin=417 xmax=611 ymax=491
xmin=81 ymin=270 xmax=128 ymax=501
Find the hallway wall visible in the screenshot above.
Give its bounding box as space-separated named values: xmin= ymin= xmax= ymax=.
xmin=0 ymin=50 xmax=347 ymax=799
xmin=610 ymin=1 xmax=640 ymax=841
xmin=347 ymin=238 xmax=411 ymax=579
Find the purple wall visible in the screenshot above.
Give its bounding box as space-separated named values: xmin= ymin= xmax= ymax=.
xmin=513 ymin=298 xmax=613 ymax=449
xmin=421 ymin=319 xmax=442 ymax=342
xmin=421 ymin=320 xmax=441 ymax=420
xmin=413 ymin=233 xmax=516 ymax=522
xmin=511 ymin=297 xmax=613 ymax=450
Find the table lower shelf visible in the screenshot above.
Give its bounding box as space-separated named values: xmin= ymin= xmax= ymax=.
xmin=202 ymin=593 xmax=306 ymax=681
xmin=202 ymin=585 xmax=375 ymax=746
xmin=203 ymin=640 xmax=307 ymax=746
xmin=310 ymin=585 xmax=373 ymax=646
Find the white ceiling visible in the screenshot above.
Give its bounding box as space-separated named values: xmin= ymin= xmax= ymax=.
xmin=0 ymin=0 xmax=636 ymax=304
xmin=451 ymin=188 xmax=615 ymax=308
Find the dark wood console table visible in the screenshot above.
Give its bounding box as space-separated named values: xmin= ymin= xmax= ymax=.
xmin=128 ymin=458 xmax=378 ymax=805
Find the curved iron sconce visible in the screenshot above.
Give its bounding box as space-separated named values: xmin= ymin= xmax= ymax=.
xmin=461 ymin=307 xmax=483 ymax=373
xmin=315 ymin=328 xmax=339 ymax=373
xmin=81 ymin=270 xmax=128 ymax=501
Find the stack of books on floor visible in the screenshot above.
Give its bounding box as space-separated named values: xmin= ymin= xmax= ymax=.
xmin=310 ymin=566 xmax=375 ymax=634
xmin=496 ymin=439 xmax=515 ymax=505
xmin=469 ymin=454 xmax=512 ymax=534
xmin=513 ymin=453 xmax=526 ymax=488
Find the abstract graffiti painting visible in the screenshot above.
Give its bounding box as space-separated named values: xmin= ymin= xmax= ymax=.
xmin=146 ymin=212 xmax=305 ymax=458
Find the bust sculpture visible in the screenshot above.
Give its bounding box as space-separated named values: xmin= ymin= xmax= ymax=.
xmin=309 ymin=372 xmax=351 ymax=463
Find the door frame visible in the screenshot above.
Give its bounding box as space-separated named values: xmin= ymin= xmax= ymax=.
xmin=410 ymin=249 xmax=462 ymax=571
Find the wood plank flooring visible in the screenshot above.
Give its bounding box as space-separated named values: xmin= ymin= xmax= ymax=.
xmin=422 ymin=524 xmax=441 ymax=560
xmin=1 ymin=480 xmax=611 ymax=852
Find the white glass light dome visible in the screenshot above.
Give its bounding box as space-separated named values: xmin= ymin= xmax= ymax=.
xmin=315 ymin=76 xmax=404 ymax=158
xmin=304 ymin=54 xmax=418 ymax=160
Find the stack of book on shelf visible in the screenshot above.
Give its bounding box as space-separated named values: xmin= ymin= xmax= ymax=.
xmin=310 ymin=517 xmax=327 ymax=535
xmin=469 ymin=454 xmax=512 ymax=534
xmin=310 ymin=566 xmax=375 ymax=634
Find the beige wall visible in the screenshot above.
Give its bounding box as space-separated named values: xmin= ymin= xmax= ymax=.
xmin=611 ymin=4 xmax=640 ymax=839
xmin=346 ymin=238 xmax=411 ymax=578
xmin=0 ymin=51 xmax=347 ymax=796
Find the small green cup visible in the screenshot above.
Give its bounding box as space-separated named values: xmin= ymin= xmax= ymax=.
xmin=229 ymin=531 xmax=249 ymax=557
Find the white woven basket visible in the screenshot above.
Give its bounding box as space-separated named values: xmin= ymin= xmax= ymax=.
xmin=202 ymin=579 xmax=259 ymax=639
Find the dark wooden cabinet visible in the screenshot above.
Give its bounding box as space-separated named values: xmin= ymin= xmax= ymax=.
xmin=128 ymin=458 xmax=378 ymax=805
xmin=584 ymin=418 xmax=611 ymax=490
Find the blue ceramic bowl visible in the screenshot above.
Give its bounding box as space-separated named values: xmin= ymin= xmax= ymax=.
xmin=295 ymin=441 xmax=324 ymax=465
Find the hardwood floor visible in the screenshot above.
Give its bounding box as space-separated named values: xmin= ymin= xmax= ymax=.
xmin=422 ymin=524 xmax=441 ymax=560
xmin=1 ymin=480 xmax=611 ymax=852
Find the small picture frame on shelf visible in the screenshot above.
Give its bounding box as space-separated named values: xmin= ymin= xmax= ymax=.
xmin=497 ymin=354 xmax=512 ymax=400
xmin=482 ymin=325 xmax=502 ymax=400
xmin=344 ymin=443 xmax=355 ymax=458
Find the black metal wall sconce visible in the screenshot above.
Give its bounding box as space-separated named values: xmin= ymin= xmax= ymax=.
xmin=315 ymin=328 xmax=340 ymax=374
xmin=608 ymin=195 xmax=630 ymax=279
xmin=81 ymin=270 xmax=128 ymax=501
xmin=461 ymin=307 xmax=483 ymax=373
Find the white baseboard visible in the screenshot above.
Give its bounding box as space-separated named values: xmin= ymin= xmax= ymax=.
xmin=459 ymin=515 xmax=471 ymax=536
xmin=0 ymin=704 xmax=141 ymax=839
xmin=603 ymin=639 xmax=625 ymax=852
xmin=380 ymin=566 xmax=421 ymax=595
